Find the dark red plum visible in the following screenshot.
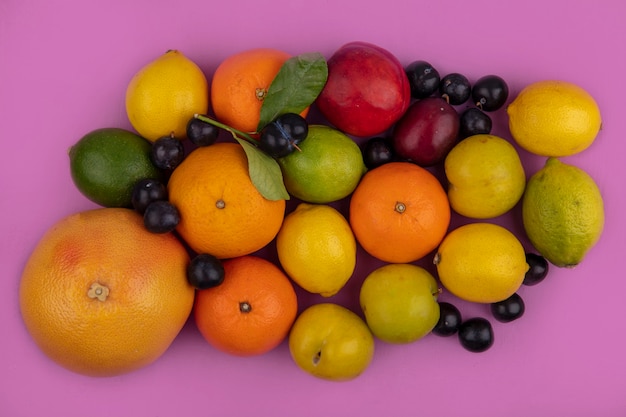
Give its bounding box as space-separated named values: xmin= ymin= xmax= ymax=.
xmin=392 ymin=97 xmax=460 ymax=167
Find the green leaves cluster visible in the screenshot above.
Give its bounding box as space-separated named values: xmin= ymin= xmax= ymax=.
xmin=240 ymin=52 xmax=328 ymax=200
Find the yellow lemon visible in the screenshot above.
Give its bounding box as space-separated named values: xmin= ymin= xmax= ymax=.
xmin=288 ymin=303 xmax=375 ymax=381
xmin=522 ymin=158 xmax=604 ymax=267
xmin=434 ymin=223 xmax=529 ymax=303
xmin=507 ymin=80 xmax=602 ymax=157
xmin=276 ymin=203 xmax=356 ymax=297
xmin=125 ymin=50 xmax=209 ymax=141
xmin=445 ymin=134 xmax=526 ymax=219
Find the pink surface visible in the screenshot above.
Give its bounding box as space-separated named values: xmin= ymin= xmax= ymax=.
xmin=2 ymin=1 xmax=625 ymax=416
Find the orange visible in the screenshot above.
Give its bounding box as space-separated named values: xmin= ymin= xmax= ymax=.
xmin=194 ymin=255 xmax=298 ymax=356
xmin=349 ymin=162 xmax=451 ymax=263
xmin=210 ymin=48 xmax=309 ymax=134
xmin=19 ymin=208 xmax=195 ymax=377
xmin=167 ymin=142 xmax=286 ymax=259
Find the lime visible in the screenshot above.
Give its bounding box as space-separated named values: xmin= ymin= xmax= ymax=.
xmin=434 ymin=223 xmax=529 ymax=303
xmin=507 ymin=80 xmax=602 ymax=157
xmin=276 ymin=203 xmax=356 ymax=297
xmin=444 ymin=134 xmax=526 ymax=219
xmin=69 ymin=128 xmax=164 ymax=208
xmin=278 ymin=125 xmax=366 ymax=203
xmin=522 ymin=158 xmax=604 ymax=267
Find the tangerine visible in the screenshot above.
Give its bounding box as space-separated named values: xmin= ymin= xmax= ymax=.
xmin=19 ymin=208 xmax=195 ymax=377
xmin=167 ymin=142 xmax=286 ymax=259
xmin=210 ymin=48 xmax=309 ymax=134
xmin=349 ymin=162 xmax=451 ymax=263
xmin=194 ymin=255 xmax=298 ymax=356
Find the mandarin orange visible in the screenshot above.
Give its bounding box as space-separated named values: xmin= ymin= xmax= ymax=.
xmin=194 ymin=255 xmax=298 ymax=356
xmin=210 ymin=48 xmax=308 ymax=134
xmin=349 ymin=162 xmax=451 ymax=263
xmin=167 ymin=142 xmax=286 ymax=259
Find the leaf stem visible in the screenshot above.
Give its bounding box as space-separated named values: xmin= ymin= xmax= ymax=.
xmin=193 ymin=114 xmax=258 ymax=145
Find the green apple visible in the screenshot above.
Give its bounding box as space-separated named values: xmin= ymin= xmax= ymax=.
xmin=360 ymin=263 xmax=440 ymax=344
xmin=288 ymin=303 xmax=375 ymax=381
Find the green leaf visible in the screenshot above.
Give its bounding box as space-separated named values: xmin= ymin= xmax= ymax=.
xmin=234 ymin=137 xmax=290 ymax=201
xmin=257 ymin=52 xmax=328 ymax=132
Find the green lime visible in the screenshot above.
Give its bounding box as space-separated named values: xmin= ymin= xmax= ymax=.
xmin=278 ymin=125 xmax=366 ymax=203
xmin=522 ymin=158 xmax=604 ymax=267
xmin=69 ymin=128 xmax=164 ymax=207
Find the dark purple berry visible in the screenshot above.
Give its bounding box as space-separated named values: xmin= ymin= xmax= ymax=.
xmin=459 ymin=107 xmax=492 ymax=138
xmin=186 ymin=117 xmax=219 ymax=147
xmin=405 ymin=60 xmax=440 ymax=99
xmin=433 ymin=302 xmax=462 ymax=337
xmin=439 ymin=73 xmax=471 ymax=105
xmin=523 ymin=253 xmax=549 ymax=286
xmin=143 ymin=200 xmax=180 ymax=234
xmin=151 ymin=136 xmax=185 ymax=170
xmin=362 ymin=137 xmax=395 ymax=169
xmin=458 ymin=318 xmax=494 ymax=353
xmin=131 ymin=178 xmax=168 ymax=214
xmin=187 ymin=253 xmax=225 ymax=289
xmin=471 ymin=75 xmax=509 ymax=112
xmin=491 ymin=293 xmax=525 ymax=323
xmin=259 ymin=113 xmax=308 ymax=158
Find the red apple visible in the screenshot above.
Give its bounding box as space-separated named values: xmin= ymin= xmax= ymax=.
xmin=392 ymin=97 xmax=460 ymax=167
xmin=316 ymin=42 xmax=411 ymax=138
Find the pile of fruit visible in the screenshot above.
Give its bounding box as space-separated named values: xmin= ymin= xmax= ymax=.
xmin=18 ymin=42 xmax=605 ymax=381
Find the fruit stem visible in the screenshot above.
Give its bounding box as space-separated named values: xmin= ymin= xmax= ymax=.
xmin=194 ymin=114 xmax=257 ymax=145
xmin=239 ymin=301 xmax=252 ymax=313
xmin=87 ymin=282 xmax=110 ymax=302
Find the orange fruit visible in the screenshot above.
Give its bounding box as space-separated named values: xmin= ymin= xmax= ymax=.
xmin=167 ymin=142 xmax=286 ymax=259
xmin=19 ymin=208 xmax=195 ymax=377
xmin=349 ymin=162 xmax=451 ymax=263
xmin=210 ymin=48 xmax=309 ymax=134
xmin=194 ymin=255 xmax=298 ymax=356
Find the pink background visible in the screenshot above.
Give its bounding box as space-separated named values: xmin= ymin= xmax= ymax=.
xmin=2 ymin=1 xmax=625 ymax=416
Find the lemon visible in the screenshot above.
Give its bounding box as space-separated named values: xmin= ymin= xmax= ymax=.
xmin=507 ymin=80 xmax=602 ymax=157
xmin=69 ymin=128 xmax=165 ymax=207
xmin=278 ymin=125 xmax=366 ymax=203
xmin=445 ymin=134 xmax=526 ymax=219
xmin=522 ymin=158 xmax=604 ymax=267
xmin=288 ymin=303 xmax=375 ymax=381
xmin=276 ymin=203 xmax=356 ymax=297
xmin=434 ymin=223 xmax=529 ymax=303
xmin=125 ymin=50 xmax=209 ymax=141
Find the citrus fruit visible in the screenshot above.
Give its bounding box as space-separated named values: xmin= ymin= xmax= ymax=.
xmin=167 ymin=142 xmax=286 ymax=259
xmin=125 ymin=49 xmax=209 ymax=141
xmin=276 ymin=203 xmax=356 ymax=297
xmin=194 ymin=255 xmax=298 ymax=357
xmin=434 ymin=223 xmax=529 ymax=304
xmin=507 ymin=80 xmax=602 ymax=157
xmin=288 ymin=303 xmax=375 ymax=381
xmin=69 ymin=127 xmax=164 ymax=208
xmin=210 ymin=48 xmax=308 ymax=134
xmin=19 ymin=208 xmax=194 ymax=377
xmin=349 ymin=161 xmax=450 ymax=263
xmin=444 ymin=134 xmax=526 ymax=219
xmin=522 ymin=158 xmax=604 ymax=267
xmin=359 ymin=264 xmax=440 ymax=344
xmin=278 ymin=125 xmax=366 ymax=204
